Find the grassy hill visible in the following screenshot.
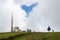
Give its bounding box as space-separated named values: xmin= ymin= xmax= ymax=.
xmin=0 ymin=32 xmax=60 ymax=40
xmin=0 ymin=32 xmax=25 ymax=40
xmin=14 ymin=32 xmax=60 ymax=40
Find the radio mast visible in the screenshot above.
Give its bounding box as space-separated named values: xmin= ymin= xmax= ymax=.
xmin=11 ymin=12 xmax=13 ymax=32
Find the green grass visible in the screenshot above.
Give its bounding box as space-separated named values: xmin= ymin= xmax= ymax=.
xmin=14 ymin=32 xmax=47 ymax=40
xmin=0 ymin=32 xmax=60 ymax=40
xmin=14 ymin=32 xmax=60 ymax=40
xmin=46 ymin=32 xmax=60 ymax=40
xmin=0 ymin=32 xmax=25 ymax=39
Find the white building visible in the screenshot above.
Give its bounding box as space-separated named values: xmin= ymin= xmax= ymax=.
xmin=14 ymin=27 xmax=21 ymax=32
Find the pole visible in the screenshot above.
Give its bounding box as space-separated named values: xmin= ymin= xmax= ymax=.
xmin=11 ymin=12 xmax=13 ymax=32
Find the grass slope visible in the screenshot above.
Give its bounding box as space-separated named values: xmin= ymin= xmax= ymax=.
xmin=0 ymin=32 xmax=24 ymax=40
xmin=14 ymin=32 xmax=60 ymax=40
xmin=0 ymin=32 xmax=60 ymax=40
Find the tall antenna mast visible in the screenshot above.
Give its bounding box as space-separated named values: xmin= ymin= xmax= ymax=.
xmin=11 ymin=12 xmax=13 ymax=32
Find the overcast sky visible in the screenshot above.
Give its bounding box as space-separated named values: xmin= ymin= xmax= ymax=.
xmin=0 ymin=0 xmax=60 ymax=32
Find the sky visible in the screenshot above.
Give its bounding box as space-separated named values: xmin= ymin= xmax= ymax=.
xmin=0 ymin=0 xmax=60 ymax=32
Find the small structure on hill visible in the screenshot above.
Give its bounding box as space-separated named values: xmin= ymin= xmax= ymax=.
xmin=47 ymin=26 xmax=51 ymax=32
xmin=14 ymin=27 xmax=21 ymax=32
xmin=22 ymin=30 xmax=26 ymax=32
xmin=52 ymin=30 xmax=54 ymax=32
xmin=27 ymin=29 xmax=31 ymax=32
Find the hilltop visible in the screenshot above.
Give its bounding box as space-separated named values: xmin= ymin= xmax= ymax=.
xmin=0 ymin=32 xmax=60 ymax=40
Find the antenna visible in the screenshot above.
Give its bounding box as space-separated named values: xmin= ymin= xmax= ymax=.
xmin=11 ymin=12 xmax=13 ymax=32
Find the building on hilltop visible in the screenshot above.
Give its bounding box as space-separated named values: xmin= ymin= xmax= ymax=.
xmin=27 ymin=29 xmax=31 ymax=32
xmin=13 ymin=27 xmax=21 ymax=32
xmin=47 ymin=26 xmax=51 ymax=32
